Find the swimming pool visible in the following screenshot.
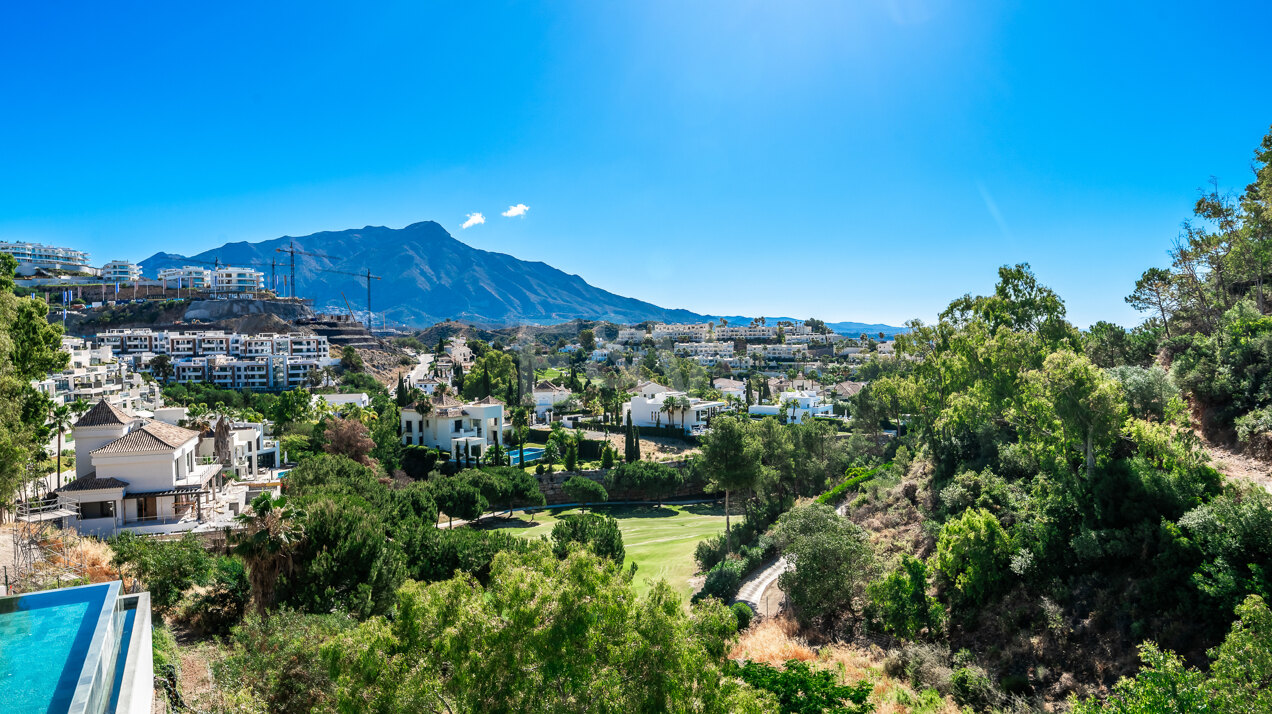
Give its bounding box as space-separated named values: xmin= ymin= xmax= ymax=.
xmin=0 ymin=581 xmax=153 ymax=714
xmin=509 ymin=447 xmax=545 ymax=466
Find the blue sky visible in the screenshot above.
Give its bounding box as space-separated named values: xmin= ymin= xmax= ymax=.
xmin=2 ymin=1 xmax=1271 ymax=328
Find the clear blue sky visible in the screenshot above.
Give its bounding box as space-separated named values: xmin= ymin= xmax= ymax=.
xmin=2 ymin=1 xmax=1271 ymax=328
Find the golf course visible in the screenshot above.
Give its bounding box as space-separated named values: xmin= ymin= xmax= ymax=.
xmin=485 ymin=503 xmax=737 ymax=599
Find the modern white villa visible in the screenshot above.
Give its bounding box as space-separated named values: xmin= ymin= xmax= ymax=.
xmin=748 ymin=389 xmax=834 ymax=424
xmin=56 ymin=401 xmax=237 ymax=537
xmin=399 ymin=392 xmax=507 ymax=461
xmin=626 ymin=388 xmax=728 ymax=434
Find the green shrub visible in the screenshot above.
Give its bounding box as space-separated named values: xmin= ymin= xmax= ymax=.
xmin=867 ymin=554 xmax=946 ymax=639
xmin=815 ymin=465 xmax=881 ymax=505
xmin=551 ymin=513 xmax=625 ymax=562
xmin=726 ymin=659 xmax=872 ymax=714
xmin=186 ymin=556 xmax=250 ymax=636
xmin=933 ymin=508 xmax=1013 ymax=608
xmin=731 ymin=601 xmax=754 ymax=631
xmin=695 ymin=558 xmax=745 ymax=602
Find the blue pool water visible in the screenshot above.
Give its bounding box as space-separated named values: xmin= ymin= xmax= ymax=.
xmin=509 ymin=447 xmax=545 ymax=465
xmin=0 ymin=583 xmax=113 ymax=713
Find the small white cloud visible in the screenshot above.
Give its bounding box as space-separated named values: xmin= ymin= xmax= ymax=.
xmin=462 ymin=212 xmax=486 ymax=229
xmin=501 ymin=203 xmax=530 ymax=218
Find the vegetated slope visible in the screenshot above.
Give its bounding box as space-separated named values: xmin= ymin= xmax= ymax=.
xmin=140 ymin=221 xmax=710 ymax=328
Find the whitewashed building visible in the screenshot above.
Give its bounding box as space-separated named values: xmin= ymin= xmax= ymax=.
xmin=157 ymin=266 xmax=212 ymax=289
xmin=57 ymin=401 xmax=235 ymax=536
xmin=626 ymin=388 xmax=728 ymax=434
xmin=212 ymin=266 xmax=265 ymax=292
xmin=400 ymin=393 xmax=507 ymax=461
xmin=531 ymin=380 xmax=572 ymax=421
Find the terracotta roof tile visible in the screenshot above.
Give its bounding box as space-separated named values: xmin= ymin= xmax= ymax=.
xmin=92 ymin=421 xmax=198 ymax=456
xmin=73 ymin=400 xmax=134 ymax=428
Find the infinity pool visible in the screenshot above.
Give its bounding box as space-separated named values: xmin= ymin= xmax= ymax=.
xmin=0 ymin=581 xmax=151 ymax=714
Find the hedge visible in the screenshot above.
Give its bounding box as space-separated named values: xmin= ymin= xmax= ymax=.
xmin=814 ymin=465 xmax=883 ymax=505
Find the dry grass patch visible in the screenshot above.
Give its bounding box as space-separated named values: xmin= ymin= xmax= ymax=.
xmin=731 ymin=616 xmax=961 ymax=714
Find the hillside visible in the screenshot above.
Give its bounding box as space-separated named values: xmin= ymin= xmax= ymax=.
xmin=139 ymin=221 xmax=710 ymax=328
xmin=139 ymin=221 xmax=905 ymax=333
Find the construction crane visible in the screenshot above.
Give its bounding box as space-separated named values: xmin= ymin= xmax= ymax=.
xmin=275 ymin=242 xmax=335 ymax=299
xmin=323 ymin=267 xmax=382 ymax=329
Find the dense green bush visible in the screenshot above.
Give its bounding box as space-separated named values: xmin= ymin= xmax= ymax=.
xmin=277 ymin=496 xmax=406 ymax=619
xmin=551 ymin=513 xmax=625 ymax=562
xmin=108 ymin=531 xmax=212 ymax=612
xmin=933 ymin=508 xmax=1013 ymax=609
xmin=814 ymin=466 xmax=879 ymax=505
xmin=726 ymin=659 xmax=872 ymax=714
xmin=411 ymin=527 xmax=534 ymax=584
xmin=694 ymin=557 xmax=746 ymax=603
xmin=731 ymin=601 xmax=754 ymax=631
xmin=214 ymin=609 xmax=354 ymax=714
xmin=186 ymin=556 xmax=251 ymax=636
xmin=773 ymin=503 xmax=877 ymax=627
xmin=867 ymin=554 xmax=946 ymax=640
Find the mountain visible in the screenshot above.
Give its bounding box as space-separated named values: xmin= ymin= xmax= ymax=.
xmin=139 ymin=221 xmax=905 ymax=332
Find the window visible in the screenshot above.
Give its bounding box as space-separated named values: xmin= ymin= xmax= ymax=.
xmin=454 ymin=419 xmax=462 ymax=433
xmin=80 ymin=500 xmax=115 ymax=519
xmin=405 ymin=420 xmax=413 ymax=433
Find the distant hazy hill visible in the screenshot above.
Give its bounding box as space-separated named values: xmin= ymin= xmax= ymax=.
xmin=140 ymin=221 xmax=904 ymax=333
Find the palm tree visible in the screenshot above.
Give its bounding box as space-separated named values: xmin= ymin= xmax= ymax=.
xmin=511 ymin=407 xmax=529 ymax=465
xmin=48 ymin=404 xmax=73 ymax=490
xmin=233 ymin=492 xmax=304 ymax=619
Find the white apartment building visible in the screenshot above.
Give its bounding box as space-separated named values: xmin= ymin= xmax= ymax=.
xmin=746 ymin=343 xmax=809 ymax=360
xmin=0 ymin=241 xmax=94 ymax=275
xmin=590 ymin=348 xmax=611 ymax=362
xmin=101 ymin=260 xmax=142 ymax=283
xmin=31 ymin=338 xmax=162 ymax=412
xmin=97 ymin=329 xmax=330 ymax=360
xmin=716 ymin=324 xmax=779 ymax=341
xmin=674 ymin=341 xmax=735 ymax=358
xmin=57 ymin=401 xmax=237 ymax=537
xmin=400 ymin=393 xmax=507 ymax=462
xmin=168 ymin=354 xmax=328 ymax=390
xmin=213 ymin=266 xmax=265 ymax=292
xmin=616 ymin=328 xmax=647 ymax=344
xmin=158 ymin=266 xmax=212 ymax=289
xmin=651 ymin=323 xmax=713 ymax=342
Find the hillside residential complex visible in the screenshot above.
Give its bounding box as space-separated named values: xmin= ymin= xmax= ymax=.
xmin=32 ymin=338 xmax=163 ymax=412
xmin=96 ymin=329 xmax=337 ymax=391
xmin=0 ymin=240 xmax=95 ymax=275
xmin=156 ymin=265 xmax=265 ymax=292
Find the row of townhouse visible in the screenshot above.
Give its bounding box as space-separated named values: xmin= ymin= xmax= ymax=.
xmin=650 ymin=323 xmax=714 ymax=342
xmin=97 ymin=329 xmax=330 ymax=359
xmin=673 ymin=341 xmax=735 ymax=358
xmin=156 ymin=265 xmax=265 ymax=291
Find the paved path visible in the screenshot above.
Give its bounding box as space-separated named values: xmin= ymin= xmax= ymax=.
xmin=732 ymin=498 xmax=854 ymax=614
xmin=733 ymin=556 xmax=788 ymax=613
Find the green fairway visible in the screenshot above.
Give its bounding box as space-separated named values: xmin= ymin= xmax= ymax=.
xmin=483 ymin=503 xmax=736 ymax=599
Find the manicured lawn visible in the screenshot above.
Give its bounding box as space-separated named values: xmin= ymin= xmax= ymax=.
xmin=483 ymin=503 xmax=737 ymax=599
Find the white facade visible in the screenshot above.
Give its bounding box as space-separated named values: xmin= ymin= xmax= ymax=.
xmin=616 ymin=328 xmax=647 ymax=344
xmin=651 ymin=323 xmax=713 ymax=342
xmin=213 ymin=266 xmax=265 ymax=292
xmin=716 ymin=324 xmax=778 ymax=341
xmin=674 ymin=341 xmax=734 ymax=358
xmin=31 ymin=338 xmax=162 ymax=411
xmin=748 ymin=389 xmax=833 ymax=424
xmin=626 ymin=389 xmax=727 ymax=434
xmin=713 ymin=378 xmax=746 ymax=401
xmin=746 ymin=343 xmax=808 ymax=360
xmin=399 ymin=394 xmax=507 ymax=462
xmin=0 ymin=241 xmax=94 ymax=275
xmin=314 ymin=392 xmax=371 ymax=409
xmin=531 ymin=381 xmax=572 ymax=420
xmin=158 ymin=266 xmax=212 ymax=289
xmin=59 ymin=401 xmax=235 ymax=537
xmin=101 ymin=260 xmax=142 ymax=282
xmin=98 ymin=329 xmax=330 ymax=359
